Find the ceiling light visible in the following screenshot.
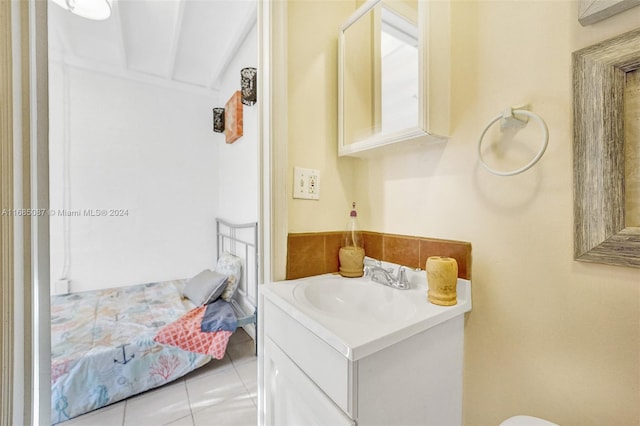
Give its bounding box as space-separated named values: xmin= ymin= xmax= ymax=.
xmin=51 ymin=0 xmax=112 ymax=21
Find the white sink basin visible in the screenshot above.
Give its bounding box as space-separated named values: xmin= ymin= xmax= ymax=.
xmin=293 ymin=276 xmax=417 ymax=322
xmin=262 ymin=271 xmax=472 ymax=360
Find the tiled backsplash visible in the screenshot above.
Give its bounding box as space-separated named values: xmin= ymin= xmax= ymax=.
xmin=286 ymin=231 xmax=472 ymax=280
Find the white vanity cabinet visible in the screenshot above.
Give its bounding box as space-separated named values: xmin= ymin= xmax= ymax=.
xmin=260 ymin=274 xmax=472 ymax=426
xmin=263 ymin=337 xmax=355 ymax=426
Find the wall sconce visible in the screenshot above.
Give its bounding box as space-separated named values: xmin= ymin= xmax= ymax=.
xmin=241 ymin=67 xmax=257 ymax=106
xmin=213 ymin=108 xmax=225 ymax=133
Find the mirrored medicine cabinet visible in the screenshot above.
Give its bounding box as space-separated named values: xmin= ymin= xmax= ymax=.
xmin=338 ymin=0 xmax=451 ymax=157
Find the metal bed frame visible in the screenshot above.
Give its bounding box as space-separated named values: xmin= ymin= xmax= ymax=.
xmin=215 ymin=218 xmax=258 ymax=346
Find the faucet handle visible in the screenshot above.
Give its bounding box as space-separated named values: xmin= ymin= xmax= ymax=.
xmin=364 ymin=257 xmax=381 ymax=267
xmin=396 ymin=266 xmax=410 ymax=289
xmin=364 ymin=265 xmax=372 ymax=277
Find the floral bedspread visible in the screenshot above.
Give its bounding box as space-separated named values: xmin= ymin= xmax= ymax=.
xmin=50 ymin=280 xmax=212 ymax=424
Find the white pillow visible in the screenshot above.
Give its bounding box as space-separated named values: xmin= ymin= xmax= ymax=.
xmin=216 ymin=252 xmax=242 ymax=302
xmin=183 ymin=270 xmax=229 ymax=306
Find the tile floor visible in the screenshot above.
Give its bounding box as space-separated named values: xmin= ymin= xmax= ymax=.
xmin=59 ymin=329 xmax=258 ymax=426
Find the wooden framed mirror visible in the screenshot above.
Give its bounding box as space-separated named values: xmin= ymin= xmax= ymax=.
xmin=573 ymin=28 xmax=640 ymax=268
xmin=578 ymin=0 xmax=640 ymax=25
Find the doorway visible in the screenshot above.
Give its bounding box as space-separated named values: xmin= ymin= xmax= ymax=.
xmin=47 ymin=0 xmax=261 ymax=423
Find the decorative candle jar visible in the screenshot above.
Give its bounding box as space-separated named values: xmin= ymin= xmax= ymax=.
xmin=425 ymin=256 xmax=458 ymax=306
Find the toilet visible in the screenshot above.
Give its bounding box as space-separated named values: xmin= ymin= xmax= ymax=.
xmin=500 ymin=415 xmax=559 ymax=426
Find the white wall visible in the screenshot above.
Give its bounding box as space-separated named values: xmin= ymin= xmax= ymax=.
xmin=215 ymin=23 xmax=259 ymax=225
xmin=49 ymin=65 xmax=221 ymax=292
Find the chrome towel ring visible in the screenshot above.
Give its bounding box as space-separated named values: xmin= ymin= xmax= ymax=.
xmin=477 ymin=108 xmax=549 ymax=176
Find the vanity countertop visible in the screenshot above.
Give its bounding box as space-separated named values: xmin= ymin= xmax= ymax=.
xmin=261 ymin=271 xmax=472 ymax=361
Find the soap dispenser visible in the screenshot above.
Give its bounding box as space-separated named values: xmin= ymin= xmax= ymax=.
xmin=339 ymin=202 xmax=365 ymax=277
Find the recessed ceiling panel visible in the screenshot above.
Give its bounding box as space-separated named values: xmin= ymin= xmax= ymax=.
xmin=119 ymin=0 xmax=182 ymax=78
xmin=172 ymin=0 xmax=255 ymax=87
xmin=48 ymin=0 xmax=256 ymax=94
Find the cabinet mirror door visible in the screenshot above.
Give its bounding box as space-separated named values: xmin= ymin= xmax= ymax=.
xmin=338 ymin=0 xmax=450 ymax=157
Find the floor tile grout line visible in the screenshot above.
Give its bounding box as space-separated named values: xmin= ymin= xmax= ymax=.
xmin=183 ymin=378 xmax=196 ymax=426
xmin=233 ymin=362 xmax=254 ymax=399
xmin=122 ymin=399 xmax=128 ymax=426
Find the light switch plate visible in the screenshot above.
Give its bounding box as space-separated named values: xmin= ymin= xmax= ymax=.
xmin=293 ymin=166 xmax=320 ymax=200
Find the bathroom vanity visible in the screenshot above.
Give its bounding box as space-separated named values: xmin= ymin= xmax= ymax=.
xmin=259 ymin=271 xmax=472 ymax=425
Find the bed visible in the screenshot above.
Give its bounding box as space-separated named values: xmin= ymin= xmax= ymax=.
xmin=50 ymin=219 xmax=258 ymax=424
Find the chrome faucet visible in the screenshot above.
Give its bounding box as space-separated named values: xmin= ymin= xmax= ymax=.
xmin=363 ymin=258 xmax=410 ymax=290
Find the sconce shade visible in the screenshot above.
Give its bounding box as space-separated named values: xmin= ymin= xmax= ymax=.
xmin=213 ymin=108 xmax=225 ymax=133
xmin=240 ymin=67 xmax=257 ymax=106
xmin=51 ymin=0 xmax=112 ymax=20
